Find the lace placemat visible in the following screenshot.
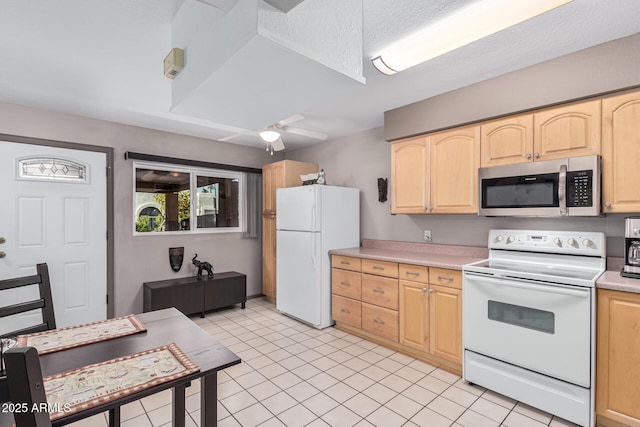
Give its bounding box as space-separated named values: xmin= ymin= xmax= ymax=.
xmin=16 ymin=315 xmax=146 ymax=355
xmin=44 ymin=343 xmax=199 ymax=421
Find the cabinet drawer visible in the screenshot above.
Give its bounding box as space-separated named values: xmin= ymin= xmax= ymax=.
xmin=332 ymin=255 xmax=362 ymax=272
xmin=362 ymin=259 xmax=398 ymax=278
xmin=332 ymin=295 xmax=361 ymax=329
xmin=399 ymin=264 xmax=428 ymax=283
xmin=332 ymin=268 xmax=361 ymax=300
xmin=429 ymin=268 xmax=462 ymax=289
xmin=362 ymin=303 xmax=399 ymax=342
xmin=362 ymin=274 xmax=398 ymax=310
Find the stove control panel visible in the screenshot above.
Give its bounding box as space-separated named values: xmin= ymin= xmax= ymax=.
xmin=489 ymin=229 xmax=606 ymax=257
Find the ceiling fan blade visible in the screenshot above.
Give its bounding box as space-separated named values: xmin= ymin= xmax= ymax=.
xmin=271 ymin=136 xmax=285 ymax=151
xmin=219 ymin=133 xmax=242 ymax=142
xmin=281 ymin=126 xmax=328 ymax=140
xmin=276 ymin=114 xmax=304 ymax=127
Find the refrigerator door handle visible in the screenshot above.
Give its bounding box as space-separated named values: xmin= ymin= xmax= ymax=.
xmin=311 ymin=233 xmax=317 ymax=269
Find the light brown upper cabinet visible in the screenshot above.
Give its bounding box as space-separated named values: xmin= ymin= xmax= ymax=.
xmin=602 ymin=90 xmax=640 ymax=213
xmin=481 ymin=114 xmax=534 ymax=167
xmin=391 ymin=127 xmax=479 ymax=214
xmin=390 ymin=136 xmax=428 ymax=214
xmin=481 ymin=100 xmax=601 ymax=167
xmin=262 ymin=160 xmax=317 ymax=215
xmin=533 ymin=99 xmax=601 ymax=161
xmin=262 ymin=161 xmax=284 ymax=214
xmin=429 ymin=126 xmax=480 ymax=214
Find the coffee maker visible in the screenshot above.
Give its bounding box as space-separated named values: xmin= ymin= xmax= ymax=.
xmin=622 ymin=217 xmax=640 ymax=278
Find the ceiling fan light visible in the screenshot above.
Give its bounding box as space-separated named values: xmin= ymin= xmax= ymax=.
xmin=372 ymin=0 xmax=573 ymax=75
xmin=259 ymin=130 xmax=281 ymax=143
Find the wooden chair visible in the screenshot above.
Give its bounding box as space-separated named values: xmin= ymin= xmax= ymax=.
xmin=4 ymin=347 xmax=51 ymax=427
xmin=5 ymin=346 xmax=124 ymax=427
xmin=0 ymin=263 xmax=57 ymax=339
xmin=0 ymin=264 xmax=56 ymax=404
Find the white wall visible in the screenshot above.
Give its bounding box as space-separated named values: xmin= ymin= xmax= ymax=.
xmin=0 ymin=102 xmax=284 ymax=316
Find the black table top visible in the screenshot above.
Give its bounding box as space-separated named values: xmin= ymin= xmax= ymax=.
xmin=38 ymin=308 xmax=240 ymax=425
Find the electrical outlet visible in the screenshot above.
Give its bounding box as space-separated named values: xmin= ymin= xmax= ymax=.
xmin=423 ymin=230 xmax=432 ymax=242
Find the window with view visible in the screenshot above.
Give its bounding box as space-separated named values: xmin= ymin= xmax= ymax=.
xmin=134 ymin=163 xmax=243 ymax=234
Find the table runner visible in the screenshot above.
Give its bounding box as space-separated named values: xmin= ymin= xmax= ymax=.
xmin=44 ymin=343 xmax=199 ymax=421
xmin=16 ymin=315 xmax=146 ymax=355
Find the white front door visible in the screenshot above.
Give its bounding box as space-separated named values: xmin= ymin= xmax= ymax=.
xmin=0 ymin=140 xmax=107 ymax=332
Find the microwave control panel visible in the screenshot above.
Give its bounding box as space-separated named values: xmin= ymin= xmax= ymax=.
xmin=566 ymin=170 xmax=593 ymax=207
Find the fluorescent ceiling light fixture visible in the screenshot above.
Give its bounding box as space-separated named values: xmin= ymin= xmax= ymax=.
xmin=259 ymin=130 xmax=281 ymax=143
xmin=372 ymin=0 xmax=573 ymax=75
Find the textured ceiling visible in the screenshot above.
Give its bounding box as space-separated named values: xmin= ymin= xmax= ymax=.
xmin=0 ymin=0 xmax=639 ymax=151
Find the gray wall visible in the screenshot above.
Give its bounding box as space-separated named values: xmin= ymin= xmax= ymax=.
xmin=385 ymin=32 xmax=640 ymax=141
xmin=286 ymin=126 xmax=629 ymax=256
xmin=0 ymin=102 xmax=284 ymax=316
xmin=287 ymin=34 xmax=640 ymax=256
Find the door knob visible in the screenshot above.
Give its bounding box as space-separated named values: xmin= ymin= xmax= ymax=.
xmin=0 ymin=251 xmax=5 ymax=258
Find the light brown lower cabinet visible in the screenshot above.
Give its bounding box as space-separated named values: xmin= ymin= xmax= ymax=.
xmin=332 ymin=255 xmax=463 ymax=373
xmin=429 ymin=284 xmax=462 ymax=364
xmin=596 ymin=289 xmax=640 ymax=427
xmin=399 ymin=267 xmax=462 ymax=365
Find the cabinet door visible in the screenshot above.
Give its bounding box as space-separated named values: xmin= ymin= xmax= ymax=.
xmin=261 ymin=215 xmax=277 ymax=301
xmin=429 ymin=284 xmax=462 ymax=364
xmin=262 ymin=162 xmax=284 ymax=214
xmin=399 ymin=280 xmax=428 ymax=351
xmin=533 ymin=99 xmax=601 ymax=161
xmin=602 ymin=91 xmax=640 ymax=213
xmin=480 ymin=114 xmax=534 ymax=167
xmin=391 ymin=137 xmax=428 ymax=214
xmin=430 ymin=126 xmax=480 ymax=214
xmin=597 ymin=289 xmax=640 ymax=426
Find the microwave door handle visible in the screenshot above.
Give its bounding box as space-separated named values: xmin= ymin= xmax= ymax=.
xmin=559 ymin=164 xmax=567 ymax=216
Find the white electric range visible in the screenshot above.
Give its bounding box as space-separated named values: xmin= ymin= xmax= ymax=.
xmin=463 ymin=229 xmax=606 ymax=427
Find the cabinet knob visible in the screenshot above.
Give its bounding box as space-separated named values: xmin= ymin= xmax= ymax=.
xmin=525 ymin=153 xmax=532 ymax=159
xmin=605 ymin=203 xmax=612 ymax=210
xmin=534 ymin=152 xmax=540 ymax=159
xmin=422 ymin=288 xmax=427 ymax=292
xmin=428 ymin=289 xmax=434 ymax=293
xmin=0 ymin=251 xmax=5 ymax=259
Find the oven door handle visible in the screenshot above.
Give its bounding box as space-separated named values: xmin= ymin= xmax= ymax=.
xmin=465 ymin=273 xmax=590 ymax=298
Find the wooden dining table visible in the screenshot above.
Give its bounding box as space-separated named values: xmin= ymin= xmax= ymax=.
xmin=3 ymin=307 xmax=240 ymax=427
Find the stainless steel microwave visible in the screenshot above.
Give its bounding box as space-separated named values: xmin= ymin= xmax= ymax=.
xmin=478 ymin=155 xmax=601 ymax=217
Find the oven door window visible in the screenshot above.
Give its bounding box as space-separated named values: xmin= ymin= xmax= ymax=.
xmin=488 ymin=301 xmax=555 ymax=334
xmin=482 ymin=173 xmax=559 ymax=209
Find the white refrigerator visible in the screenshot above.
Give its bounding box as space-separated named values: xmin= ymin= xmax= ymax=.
xmin=276 ymin=185 xmax=360 ymax=328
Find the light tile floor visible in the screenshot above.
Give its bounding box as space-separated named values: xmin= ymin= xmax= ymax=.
xmin=68 ymin=299 xmax=580 ymax=427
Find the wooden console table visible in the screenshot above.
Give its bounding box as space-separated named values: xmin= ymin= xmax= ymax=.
xmin=143 ymin=272 xmax=246 ymax=317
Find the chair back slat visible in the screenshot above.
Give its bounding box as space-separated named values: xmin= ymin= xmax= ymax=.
xmin=0 ymin=274 xmax=41 ymax=291
xmin=1 ymin=323 xmax=48 ymax=339
xmin=0 ymin=264 xmax=56 ymax=340
xmin=0 ymin=300 xmax=45 ymax=318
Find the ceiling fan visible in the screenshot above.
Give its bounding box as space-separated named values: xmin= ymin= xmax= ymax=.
xmin=221 ymin=115 xmax=328 ymax=155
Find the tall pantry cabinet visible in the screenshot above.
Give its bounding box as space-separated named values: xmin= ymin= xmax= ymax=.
xmin=262 ymin=160 xmax=318 ymax=302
